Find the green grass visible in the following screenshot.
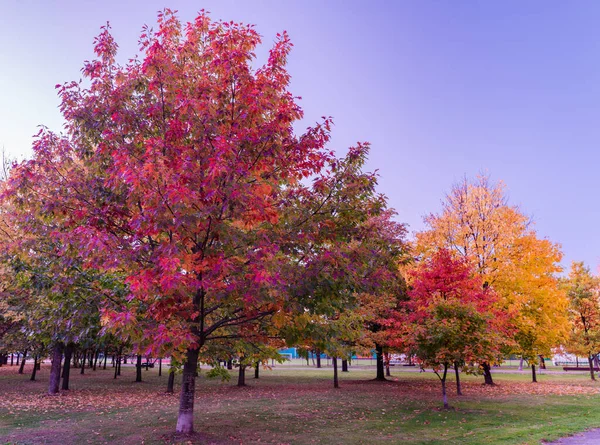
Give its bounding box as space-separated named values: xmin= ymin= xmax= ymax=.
xmin=1 ymin=362 xmax=600 ymax=444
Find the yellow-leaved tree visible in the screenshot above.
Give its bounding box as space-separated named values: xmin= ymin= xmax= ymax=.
xmin=415 ymin=175 xmax=569 ymax=384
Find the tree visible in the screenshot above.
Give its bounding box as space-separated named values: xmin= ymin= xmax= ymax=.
xmin=564 ymin=262 xmax=600 ymax=381
xmin=404 ymin=249 xmax=506 ymax=408
xmin=415 ymin=175 xmax=566 ymax=385
xmin=17 ymin=10 xmax=345 ymax=434
xmin=498 ymin=234 xmax=569 ymax=382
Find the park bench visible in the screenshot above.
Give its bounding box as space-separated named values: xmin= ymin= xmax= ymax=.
xmin=141 ymin=362 xmax=155 ymax=368
xmin=562 ymin=366 xmax=599 ymax=371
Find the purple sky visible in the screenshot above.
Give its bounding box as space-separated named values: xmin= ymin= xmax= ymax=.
xmin=1 ymin=1 xmax=599 ymax=272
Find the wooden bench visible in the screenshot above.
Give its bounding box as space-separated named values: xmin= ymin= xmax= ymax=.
xmin=562 ymin=366 xmax=600 ymax=371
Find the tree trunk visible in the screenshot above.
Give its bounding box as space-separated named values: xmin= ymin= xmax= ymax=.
xmin=454 ymin=362 xmax=462 ymax=395
xmin=159 ymin=358 xmax=162 ymax=377
xmin=518 ymin=356 xmax=524 ymax=371
xmin=316 ymin=349 xmax=321 ymax=368
xmin=80 ymin=349 xmax=86 ymax=375
xmin=18 ymin=350 xmax=27 ymax=374
xmin=176 ymin=347 xmax=200 ymax=433
xmin=48 ymin=342 xmax=64 ymax=395
xmin=10 ymin=354 xmax=14 ymax=366
xmin=145 ymin=357 xmax=150 ymax=371
xmin=254 ymin=361 xmax=259 ymax=379
xmin=167 ymin=366 xmax=175 ymax=393
xmin=384 ymin=352 xmax=391 ymax=377
xmin=342 ymin=359 xmax=349 ymax=372
xmin=16 ymin=353 xmax=20 ymax=366
xmin=482 ymin=362 xmax=494 ymax=385
xmin=226 ymin=359 xmax=233 ymax=370
xmin=531 ymin=364 xmax=537 ymax=383
xmin=103 ymin=351 xmax=108 ymax=370
xmin=62 ymin=344 xmax=73 ymax=391
xmin=441 ymin=364 xmax=449 ymax=409
xmin=538 ymin=355 xmax=546 ymax=369
xmin=237 ymin=365 xmax=246 ymax=387
xmin=93 ymin=349 xmax=99 ymax=371
xmin=333 ymin=357 xmax=339 ymax=388
xmin=588 ymin=355 xmax=596 ymax=381
xmin=375 ymin=344 xmax=386 ymax=381
xmin=30 ymin=355 xmax=38 ymax=381
xmin=135 ymin=354 xmax=143 ymax=382
xmin=117 ymin=346 xmax=123 ymax=376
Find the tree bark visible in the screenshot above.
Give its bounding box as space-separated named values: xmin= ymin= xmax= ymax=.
xmin=176 ymin=347 xmax=200 ymax=433
xmin=384 ymin=352 xmax=391 ymax=377
xmin=588 ymin=355 xmax=596 ymax=381
xmin=342 ymin=359 xmax=349 ymax=372
xmin=145 ymin=357 xmax=150 ymax=371
xmin=538 ymin=355 xmax=546 ymax=369
xmin=167 ymin=366 xmax=175 ymax=393
xmin=159 ymin=358 xmax=162 ymax=377
xmin=103 ymin=351 xmax=108 ymax=370
xmin=117 ymin=346 xmax=123 ymax=376
xmin=333 ymin=357 xmax=339 ymax=388
xmin=375 ymin=344 xmax=386 ymax=381
xmin=135 ymin=354 xmax=143 ymax=382
xmin=531 ymin=364 xmax=537 ymax=383
xmin=454 ymin=362 xmax=462 ymax=395
xmin=316 ymin=349 xmax=321 ymax=368
xmin=237 ymin=365 xmax=246 ymax=387
xmin=441 ymin=364 xmax=449 ymax=409
xmin=226 ymin=359 xmax=233 ymax=370
xmin=18 ymin=350 xmax=27 ymax=374
xmin=16 ymin=353 xmax=20 ymax=366
xmin=254 ymin=361 xmax=259 ymax=379
xmin=482 ymin=362 xmax=494 ymax=385
xmin=93 ymin=349 xmax=99 ymax=371
xmin=62 ymin=344 xmax=73 ymax=390
xmin=80 ymin=349 xmax=86 ymax=375
xmin=30 ymin=355 xmax=38 ymax=381
xmin=113 ymin=356 xmax=119 ymax=379
xmin=10 ymin=354 xmax=14 ymax=366
xmin=48 ymin=342 xmax=64 ymax=395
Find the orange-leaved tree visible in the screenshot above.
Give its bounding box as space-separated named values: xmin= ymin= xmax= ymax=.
xmin=415 ymin=175 xmax=567 ymax=384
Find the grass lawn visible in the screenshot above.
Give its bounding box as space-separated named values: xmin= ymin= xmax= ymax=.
xmin=1 ymin=361 xmax=599 ymax=444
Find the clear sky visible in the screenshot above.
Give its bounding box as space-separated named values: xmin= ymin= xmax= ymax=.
xmin=1 ymin=1 xmax=599 ymax=272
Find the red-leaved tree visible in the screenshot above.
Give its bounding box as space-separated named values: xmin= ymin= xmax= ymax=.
xmin=397 ymin=249 xmax=509 ymax=408
xmin=10 ymin=10 xmax=335 ymax=433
